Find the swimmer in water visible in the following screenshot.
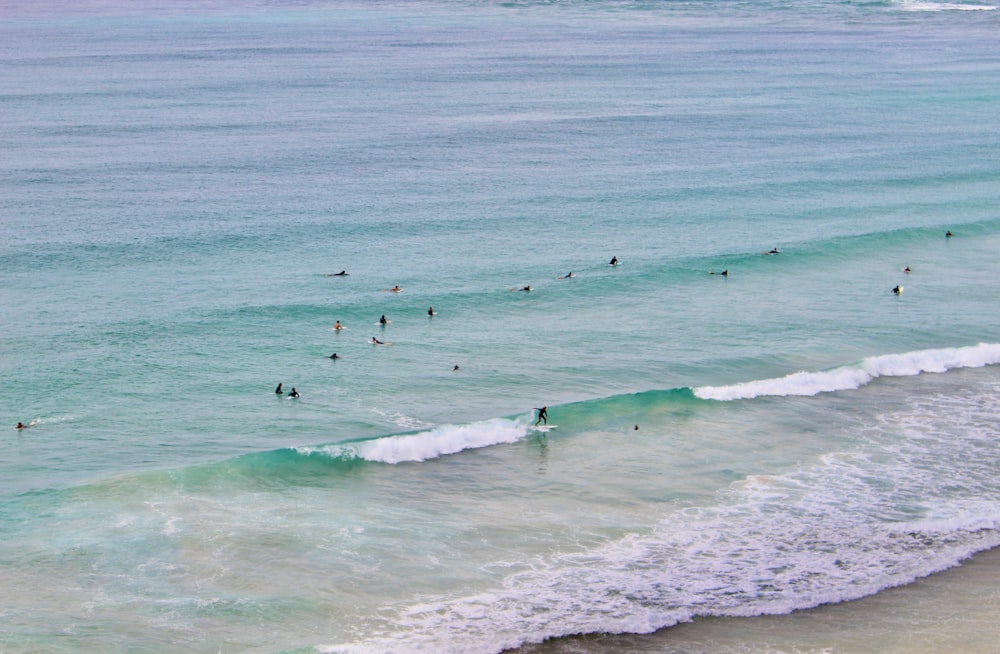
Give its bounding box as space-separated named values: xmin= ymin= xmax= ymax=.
xmin=16 ymin=422 xmax=28 ymax=430
xmin=946 ymin=230 xmax=953 ymax=237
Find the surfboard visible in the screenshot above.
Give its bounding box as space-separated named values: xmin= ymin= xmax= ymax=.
xmin=532 ymin=425 xmax=557 ymax=432
xmin=375 ymin=320 xmax=391 ymax=325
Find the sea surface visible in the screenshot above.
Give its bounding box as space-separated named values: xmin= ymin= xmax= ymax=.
xmin=2 ymin=1 xmax=999 ymax=652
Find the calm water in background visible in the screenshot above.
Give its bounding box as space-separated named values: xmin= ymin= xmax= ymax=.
xmin=2 ymin=1 xmax=1000 ymax=652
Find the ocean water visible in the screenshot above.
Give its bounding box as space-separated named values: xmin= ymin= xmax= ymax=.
xmin=2 ymin=1 xmax=999 ymax=652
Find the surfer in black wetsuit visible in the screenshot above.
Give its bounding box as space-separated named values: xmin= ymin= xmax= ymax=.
xmin=329 ymin=353 xmax=339 ymax=360
xmin=329 ymin=270 xmax=348 ymax=276
xmin=534 ymin=406 xmax=548 ymax=425
xmin=892 ymin=285 xmax=903 ymax=295
xmin=609 ymin=256 xmax=619 ymax=266
xmin=275 ymin=383 xmax=283 ymax=394
xmin=428 ymin=307 xmax=435 ymax=316
xmin=372 ymin=336 xmax=384 ymax=345
xmin=379 ymin=315 xmax=388 ymax=326
xmin=288 ymin=388 xmax=299 ymax=398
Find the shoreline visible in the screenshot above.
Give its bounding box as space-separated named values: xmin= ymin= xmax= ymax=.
xmin=514 ymin=545 xmax=1000 ymax=653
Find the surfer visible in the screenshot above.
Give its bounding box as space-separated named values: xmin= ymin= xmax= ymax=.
xmin=16 ymin=422 xmax=28 ymax=430
xmin=534 ymin=406 xmax=548 ymax=426
xmin=946 ymin=230 xmax=953 ymax=237
xmin=275 ymin=382 xmax=283 ymax=395
xmin=333 ymin=321 xmax=343 ymax=331
xmin=903 ymin=266 xmax=911 ymax=274
xmin=329 ymin=353 xmax=339 ymax=360
xmin=892 ymin=285 xmax=903 ymax=295
xmin=453 ymin=365 xmax=460 ymax=371
xmin=557 ymin=272 xmax=575 ymax=279
xmin=428 ymin=307 xmax=435 ymax=316
xmin=379 ymin=315 xmax=388 ymax=326
xmin=328 ymin=270 xmax=348 ymax=276
xmin=710 ymin=269 xmax=728 ymax=276
xmin=288 ymin=388 xmax=300 ymax=398
xmin=372 ymin=336 xmax=385 ymax=345
xmin=382 ymin=285 xmax=402 ymax=292
xmin=768 ymin=247 xmax=780 ymax=255
xmin=609 ymin=256 xmax=619 ymax=266
xmin=511 ymin=285 xmax=532 ymax=292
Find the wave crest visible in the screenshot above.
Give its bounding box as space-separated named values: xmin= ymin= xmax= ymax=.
xmin=694 ymin=343 xmax=1000 ymax=401
xmin=297 ymin=417 xmax=530 ymax=465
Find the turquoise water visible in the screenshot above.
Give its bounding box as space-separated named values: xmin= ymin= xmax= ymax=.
xmin=2 ymin=1 xmax=1000 ymax=652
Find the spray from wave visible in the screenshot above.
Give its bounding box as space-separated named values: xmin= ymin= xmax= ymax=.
xmin=694 ymin=343 xmax=1000 ymax=401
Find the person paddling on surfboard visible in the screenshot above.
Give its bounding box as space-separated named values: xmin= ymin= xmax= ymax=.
xmin=534 ymin=406 xmax=548 ymax=426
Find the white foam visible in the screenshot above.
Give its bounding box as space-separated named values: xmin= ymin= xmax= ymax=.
xmin=694 ymin=343 xmax=1000 ymax=401
xmin=317 ymin=383 xmax=1000 ymax=653
xmin=898 ymin=0 xmax=996 ymax=11
xmin=299 ymin=417 xmax=531 ymax=465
